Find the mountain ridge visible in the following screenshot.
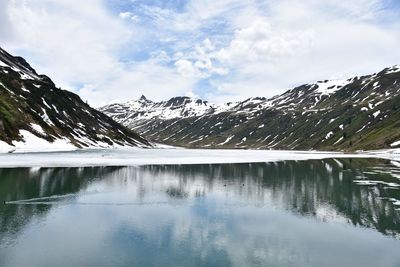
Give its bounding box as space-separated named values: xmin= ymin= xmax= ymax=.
xmin=101 ymin=65 xmax=400 ymax=151
xmin=0 ymin=47 xmax=151 ymax=152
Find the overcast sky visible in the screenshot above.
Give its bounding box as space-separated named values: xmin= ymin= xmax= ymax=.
xmin=1 ymin=0 xmax=400 ymax=106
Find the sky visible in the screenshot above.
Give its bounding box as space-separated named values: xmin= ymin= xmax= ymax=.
xmin=1 ymin=0 xmax=400 ymax=107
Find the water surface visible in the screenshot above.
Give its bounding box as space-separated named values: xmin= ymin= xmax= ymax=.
xmin=0 ymin=159 xmax=399 ymax=267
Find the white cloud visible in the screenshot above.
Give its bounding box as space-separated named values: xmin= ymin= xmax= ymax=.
xmin=6 ymin=0 xmax=131 ymax=83
xmin=216 ymin=18 xmax=314 ymax=64
xmin=175 ymin=59 xmax=201 ymax=78
xmin=119 ymin=12 xmax=139 ymax=21
xmin=173 ymin=38 xmax=229 ymax=78
xmin=92 ymin=59 xmax=198 ymax=106
xmin=169 ymin=0 xmax=400 ymax=102
xmin=2 ymin=0 xmax=400 ymax=106
xmin=0 ymin=1 xmax=15 ymax=42
xmin=2 ymin=0 xmax=196 ymax=106
xmin=142 ymin=0 xmax=248 ymax=31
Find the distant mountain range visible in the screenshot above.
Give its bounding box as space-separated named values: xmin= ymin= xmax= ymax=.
xmin=101 ymin=66 xmax=400 ymax=151
xmin=0 ymin=47 xmax=150 ymax=152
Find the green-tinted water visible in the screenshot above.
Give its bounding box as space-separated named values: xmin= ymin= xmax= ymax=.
xmin=0 ymin=159 xmax=399 ymax=266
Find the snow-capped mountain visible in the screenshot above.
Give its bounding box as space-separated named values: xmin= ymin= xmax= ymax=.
xmin=103 ymin=95 xmax=237 ymax=121
xmin=101 ymin=65 xmax=400 ymax=151
xmin=0 ymin=47 xmax=150 ymax=152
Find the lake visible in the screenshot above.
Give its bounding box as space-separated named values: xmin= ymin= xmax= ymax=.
xmin=0 ymin=158 xmax=399 ymax=266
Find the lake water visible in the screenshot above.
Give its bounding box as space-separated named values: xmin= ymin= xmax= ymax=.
xmin=0 ymin=158 xmax=399 ymax=267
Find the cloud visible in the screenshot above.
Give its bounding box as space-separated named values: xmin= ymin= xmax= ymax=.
xmin=173 ymin=39 xmax=229 ymax=79
xmin=175 ymin=59 xmax=201 ymax=78
xmin=0 ymin=1 xmax=15 ymax=42
xmin=119 ymin=11 xmax=139 ymax=21
xmin=2 ymin=0 xmax=196 ymax=106
xmin=141 ymin=0 xmax=247 ymax=31
xmin=169 ymin=0 xmax=400 ymax=102
xmin=1 ymin=0 xmax=400 ymax=106
xmin=216 ymin=18 xmax=314 ymax=64
xmin=6 ymin=0 xmax=131 ymax=83
xmin=76 ymin=57 xmax=198 ymax=106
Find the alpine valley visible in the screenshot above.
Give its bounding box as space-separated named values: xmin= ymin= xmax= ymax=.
xmin=0 ymin=47 xmax=150 ymax=152
xmin=101 ymin=65 xmax=400 ymax=151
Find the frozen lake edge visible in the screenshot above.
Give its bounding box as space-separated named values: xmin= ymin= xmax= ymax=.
xmin=0 ymin=148 xmax=399 ymax=168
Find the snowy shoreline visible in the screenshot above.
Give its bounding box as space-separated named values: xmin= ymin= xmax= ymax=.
xmin=0 ymin=148 xmax=399 ymax=168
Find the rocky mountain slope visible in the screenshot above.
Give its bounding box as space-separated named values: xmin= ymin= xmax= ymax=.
xmin=0 ymin=47 xmax=150 ymax=152
xmin=101 ymin=66 xmax=400 ymax=151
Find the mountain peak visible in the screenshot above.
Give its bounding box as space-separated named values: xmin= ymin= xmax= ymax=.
xmin=383 ymin=65 xmax=400 ymax=74
xmin=139 ymin=95 xmax=148 ymax=101
xmin=0 ymin=46 xmax=55 ymax=86
xmin=165 ymin=96 xmax=192 ymax=107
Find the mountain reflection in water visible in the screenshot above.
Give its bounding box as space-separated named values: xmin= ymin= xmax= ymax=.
xmin=0 ymin=159 xmax=399 ymax=267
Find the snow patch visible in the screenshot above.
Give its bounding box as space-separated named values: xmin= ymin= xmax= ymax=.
xmin=372 ymin=110 xmax=381 ymax=118
xmin=218 ymin=136 xmax=234 ymax=146
xmin=30 ymin=123 xmax=46 ymax=135
xmin=391 ymin=140 xmax=400 ymax=147
xmin=11 ymin=130 xmax=76 ymax=153
xmin=325 ymin=131 xmax=333 ymax=139
xmin=333 ymin=137 xmax=343 ymax=145
xmin=0 ymin=60 xmax=9 ymax=67
xmin=315 ymin=79 xmax=351 ymax=95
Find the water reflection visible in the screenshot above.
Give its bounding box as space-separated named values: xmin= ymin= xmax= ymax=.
xmin=0 ymin=159 xmax=399 ymax=267
xmin=139 ymin=159 xmax=400 ymax=237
